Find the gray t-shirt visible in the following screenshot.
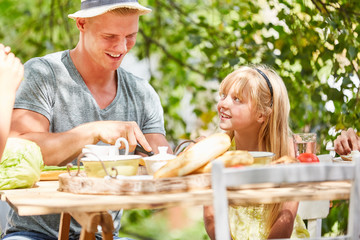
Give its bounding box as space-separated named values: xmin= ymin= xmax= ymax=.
xmin=5 ymin=50 xmax=165 ymax=239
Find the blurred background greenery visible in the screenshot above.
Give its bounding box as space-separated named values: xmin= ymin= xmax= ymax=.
xmin=0 ymin=0 xmax=358 ymax=239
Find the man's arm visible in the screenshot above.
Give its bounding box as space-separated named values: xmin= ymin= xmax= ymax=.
xmin=10 ymin=109 xmax=152 ymax=166
xmin=143 ymin=133 xmax=173 ymax=154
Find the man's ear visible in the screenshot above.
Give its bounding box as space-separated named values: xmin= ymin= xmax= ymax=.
xmin=76 ymin=18 xmax=86 ymax=32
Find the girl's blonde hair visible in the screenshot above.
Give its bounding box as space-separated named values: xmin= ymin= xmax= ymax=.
xmin=220 ymin=65 xmax=291 ymax=235
xmin=219 ymin=64 xmax=291 ymax=159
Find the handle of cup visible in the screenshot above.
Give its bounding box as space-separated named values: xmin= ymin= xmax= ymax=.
xmin=77 ymin=152 xmax=117 ymax=178
xmin=115 ymin=137 xmax=129 ymax=155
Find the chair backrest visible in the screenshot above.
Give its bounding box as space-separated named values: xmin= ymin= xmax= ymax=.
xmin=211 ymin=154 xmax=360 ymax=240
xmin=297 ymin=154 xmax=334 ymax=238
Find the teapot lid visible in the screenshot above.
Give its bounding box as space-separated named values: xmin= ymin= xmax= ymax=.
xmin=144 ymin=146 xmax=176 ymax=161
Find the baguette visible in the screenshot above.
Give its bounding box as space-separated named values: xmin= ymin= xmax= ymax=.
xmin=153 ymin=133 xmax=231 ymax=178
xmin=192 ymin=150 xmax=253 ymax=174
xmin=340 ymin=155 xmax=352 ymax=161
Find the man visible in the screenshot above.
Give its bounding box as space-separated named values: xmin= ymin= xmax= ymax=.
xmin=3 ymin=1 xmax=171 ymax=239
xmin=334 ymin=128 xmax=360 ymax=155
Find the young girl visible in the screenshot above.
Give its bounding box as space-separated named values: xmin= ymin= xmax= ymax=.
xmin=0 ymin=44 xmax=23 ymax=160
xmin=203 ymin=65 xmax=309 ymax=239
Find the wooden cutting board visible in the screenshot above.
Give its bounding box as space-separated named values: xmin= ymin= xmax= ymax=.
xmin=58 ymin=173 xmax=211 ymax=195
xmin=40 ymin=166 xmax=85 ymax=181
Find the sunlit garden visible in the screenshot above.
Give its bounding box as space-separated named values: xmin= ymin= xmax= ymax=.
xmin=0 ymin=0 xmax=359 ymax=239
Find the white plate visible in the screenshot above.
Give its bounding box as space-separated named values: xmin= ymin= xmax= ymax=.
xmin=115 ymin=175 xmax=153 ymax=180
xmin=333 ymin=157 xmax=353 ymax=163
xmin=81 ymin=155 xmax=142 ymax=161
xmin=249 ymin=151 xmax=275 ymax=158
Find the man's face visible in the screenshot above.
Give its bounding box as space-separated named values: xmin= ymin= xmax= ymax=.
xmin=80 ymin=12 xmax=139 ymax=71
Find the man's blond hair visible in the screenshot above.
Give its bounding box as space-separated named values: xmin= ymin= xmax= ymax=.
xmin=110 ymin=7 xmax=140 ymax=15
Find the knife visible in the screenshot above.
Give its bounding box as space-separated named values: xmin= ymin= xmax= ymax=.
xmin=135 ymin=143 xmax=154 ymax=156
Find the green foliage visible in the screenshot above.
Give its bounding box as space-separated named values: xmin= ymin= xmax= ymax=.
xmin=118 ymin=209 xmax=210 ymax=240
xmin=323 ymin=200 xmax=349 ymax=236
xmin=2 ymin=0 xmax=359 ymax=148
xmin=1 ymin=0 xmax=358 ymax=237
xmin=0 ymin=0 xmax=79 ymax=61
xmin=135 ymin=0 xmax=360 ymax=148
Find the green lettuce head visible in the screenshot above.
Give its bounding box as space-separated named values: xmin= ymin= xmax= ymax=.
xmin=0 ymin=138 xmax=44 ymax=190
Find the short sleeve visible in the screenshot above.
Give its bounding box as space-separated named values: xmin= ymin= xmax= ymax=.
xmin=14 ymin=58 xmax=56 ymax=122
xmin=142 ymin=84 xmax=166 ymax=135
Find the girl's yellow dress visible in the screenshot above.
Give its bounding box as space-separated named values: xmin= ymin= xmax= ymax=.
xmin=227 ymin=140 xmax=310 ymax=239
xmin=229 ymin=205 xmax=310 ymax=240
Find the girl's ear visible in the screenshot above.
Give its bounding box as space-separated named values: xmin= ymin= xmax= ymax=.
xmin=256 ymin=112 xmax=265 ymax=124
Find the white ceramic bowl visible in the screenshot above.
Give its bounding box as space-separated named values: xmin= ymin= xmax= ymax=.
xmin=81 ymin=155 xmax=142 ymax=178
xmin=144 ymin=147 xmax=176 ymax=175
xmin=249 ymin=151 xmax=275 ymax=165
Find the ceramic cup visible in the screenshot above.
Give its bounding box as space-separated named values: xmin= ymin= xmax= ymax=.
xmin=80 ymin=138 xmax=139 ymax=178
xmin=82 ymin=137 xmax=129 ymax=156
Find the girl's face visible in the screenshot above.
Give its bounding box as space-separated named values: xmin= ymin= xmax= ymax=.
xmin=217 ymin=86 xmax=263 ymax=133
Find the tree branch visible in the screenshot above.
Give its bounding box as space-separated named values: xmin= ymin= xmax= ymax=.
xmin=139 ymin=29 xmax=205 ymax=76
xmin=58 ymin=0 xmax=75 ymax=47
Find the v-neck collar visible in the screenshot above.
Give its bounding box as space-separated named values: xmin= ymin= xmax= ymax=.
xmin=64 ymin=50 xmax=121 ymax=112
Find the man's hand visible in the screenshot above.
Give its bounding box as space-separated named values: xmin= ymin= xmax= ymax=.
xmin=10 ymin=110 xmax=153 ymax=166
xmin=334 ymin=128 xmax=360 ymax=155
xmin=85 ymin=120 xmax=152 ymax=153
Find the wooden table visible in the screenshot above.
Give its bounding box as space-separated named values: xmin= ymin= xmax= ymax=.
xmin=0 ymin=179 xmax=351 ymax=240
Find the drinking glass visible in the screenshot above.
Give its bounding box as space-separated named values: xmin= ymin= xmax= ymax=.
xmin=293 ymin=133 xmax=317 ymax=158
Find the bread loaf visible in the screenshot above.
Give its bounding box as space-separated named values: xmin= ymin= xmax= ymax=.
xmin=153 ymin=133 xmax=231 ymax=178
xmin=192 ymin=150 xmax=254 ymax=174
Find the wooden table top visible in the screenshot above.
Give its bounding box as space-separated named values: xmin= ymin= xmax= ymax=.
xmin=0 ymin=179 xmax=351 ymax=216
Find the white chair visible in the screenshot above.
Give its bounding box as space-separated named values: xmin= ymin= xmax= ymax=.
xmin=211 ymin=155 xmax=360 ymax=240
xmin=297 ymin=154 xmax=333 ymax=238
xmin=298 ymin=200 xmax=329 ymax=238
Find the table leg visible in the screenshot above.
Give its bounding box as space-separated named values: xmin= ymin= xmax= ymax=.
xmin=102 ymin=231 xmax=114 ymax=240
xmin=70 ymin=211 xmax=114 ymax=240
xmin=101 ymin=212 xmax=115 ymax=240
xmin=80 ymin=228 xmax=96 ymax=240
xmin=58 ymin=212 xmax=71 ymax=240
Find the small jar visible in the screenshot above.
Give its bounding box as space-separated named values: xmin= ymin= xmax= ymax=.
xmin=144 ymin=147 xmax=176 ymax=175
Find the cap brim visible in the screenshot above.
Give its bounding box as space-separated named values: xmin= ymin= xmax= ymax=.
xmin=68 ymin=2 xmax=151 ymax=19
